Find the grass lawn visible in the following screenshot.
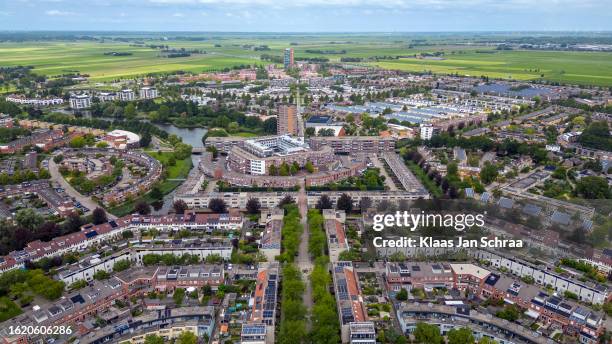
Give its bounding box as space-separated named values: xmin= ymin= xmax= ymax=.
xmin=0 ymin=297 xmax=23 ymax=322
xmin=108 ymin=151 xmax=192 ymax=217
xmin=233 ymin=132 xmax=259 ymax=138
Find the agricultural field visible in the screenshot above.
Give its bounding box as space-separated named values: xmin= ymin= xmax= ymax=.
xmin=1 ymin=34 xmax=612 ymax=86
xmin=372 ymin=50 xmax=612 ymax=86
xmin=0 ymin=41 xmax=261 ymax=81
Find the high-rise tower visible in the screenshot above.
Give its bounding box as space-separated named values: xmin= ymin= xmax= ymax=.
xmin=284 ymin=48 xmax=294 ymax=70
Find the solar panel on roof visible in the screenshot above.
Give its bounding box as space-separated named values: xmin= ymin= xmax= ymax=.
xmin=480 ymin=192 xmax=490 ymax=203
xmin=551 ymin=211 xmax=571 ymax=225
xmin=465 ymin=188 xmax=474 ymax=198
xmin=522 ymin=204 xmax=542 ymax=216
xmin=70 ymin=294 xmax=85 ymax=304
xmin=498 ymin=197 xmax=514 ymax=209
xmin=85 ymin=230 xmax=98 ymax=238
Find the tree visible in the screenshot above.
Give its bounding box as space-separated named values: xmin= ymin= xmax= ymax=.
xmin=15 ymin=208 xmax=43 ymax=230
xmin=96 ymin=141 xmax=109 ymax=149
xmin=268 ymin=164 xmax=278 ymax=176
xmin=575 ymin=176 xmax=610 ymax=199
xmin=246 ymin=198 xmax=261 ymax=214
xmin=316 ymin=195 xmax=333 ymax=210
xmin=134 ymin=201 xmax=151 ymax=215
xmin=413 ymin=322 xmax=443 ymax=344
xmin=208 ymin=198 xmax=227 ymax=213
xmin=336 ymin=193 xmax=353 ymax=213
xmin=396 ymin=288 xmax=408 ymax=301
xmin=177 ymin=331 xmax=198 ymax=344
xmin=290 ymin=161 xmax=300 ymax=175
xmin=478 ymin=338 xmax=498 ymax=344
xmin=149 ymin=185 xmax=163 ymax=200
xmin=65 ymin=213 xmax=83 ymax=232
xmin=124 ymin=103 xmax=136 ymax=119
xmin=69 ymin=136 xmax=86 ymax=148
xmin=480 ymin=162 xmax=499 ymax=185
xmin=92 ymin=207 xmax=108 ymax=225
xmin=173 ymin=288 xmax=185 ymax=306
xmin=139 ymin=132 xmax=152 ymax=147
xmin=206 ymin=145 xmax=218 ymax=159
xmin=578 ymin=121 xmax=612 ymax=151
xmin=305 ymin=127 xmax=315 ymax=137
xmin=113 ymin=259 xmax=131 ymax=272
xmin=305 ymin=160 xmax=315 ymax=173
xmin=173 ymin=200 xmax=188 ymax=214
xmin=93 ymin=270 xmax=110 ymax=280
xmin=279 ymin=162 xmax=290 ymax=176
xmin=495 ymin=305 xmax=520 ymax=322
xmin=447 ymin=327 xmax=475 ymax=344
xmin=359 ymin=197 xmax=372 ymax=210
xmin=144 ymin=335 xmax=165 ymax=344
xmin=278 ymin=195 xmax=295 ymax=208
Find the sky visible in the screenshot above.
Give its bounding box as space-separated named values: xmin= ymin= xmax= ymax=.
xmin=0 ymin=0 xmax=611 ymax=32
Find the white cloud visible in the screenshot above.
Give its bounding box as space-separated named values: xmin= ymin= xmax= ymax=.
xmin=172 ymin=12 xmax=184 ymax=17
xmin=45 ymin=9 xmax=76 ymax=16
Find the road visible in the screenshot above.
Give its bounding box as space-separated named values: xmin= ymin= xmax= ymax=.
xmin=296 ymin=178 xmax=314 ymax=328
xmin=48 ymin=157 xmax=117 ymax=220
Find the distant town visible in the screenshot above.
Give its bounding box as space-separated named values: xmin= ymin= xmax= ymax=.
xmin=0 ymin=32 xmax=610 ymax=344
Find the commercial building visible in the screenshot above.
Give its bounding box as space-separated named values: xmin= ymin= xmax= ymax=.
xmin=277 ymin=104 xmax=298 ymax=135
xmin=103 ymin=129 xmax=140 ymax=149
xmin=227 ymin=135 xmax=335 ymax=175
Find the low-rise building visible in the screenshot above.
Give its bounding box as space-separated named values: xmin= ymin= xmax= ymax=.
xmin=323 ymin=209 xmax=348 ymax=263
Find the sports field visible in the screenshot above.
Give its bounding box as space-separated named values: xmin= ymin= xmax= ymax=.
xmin=1 ymin=35 xmax=612 ymax=86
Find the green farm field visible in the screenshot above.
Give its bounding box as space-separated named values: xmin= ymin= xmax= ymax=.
xmin=372 ymin=50 xmax=612 ymax=86
xmin=1 ymin=36 xmax=612 ymax=86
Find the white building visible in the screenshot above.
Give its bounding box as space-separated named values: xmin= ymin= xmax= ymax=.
xmin=419 ymin=124 xmax=439 ymax=140
xmin=69 ymin=94 xmax=92 ymax=109
xmin=98 ymin=92 xmax=117 ymax=102
xmin=5 ymin=95 xmax=63 ymax=107
xmin=349 ymin=322 xmax=376 ymax=344
xmin=119 ymin=89 xmax=135 ymax=101
xmin=139 ymin=87 xmax=158 ymax=99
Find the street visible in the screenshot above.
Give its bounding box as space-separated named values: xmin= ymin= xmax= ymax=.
xmin=48 ymin=156 xmax=117 ymax=220
xmin=296 ymin=178 xmax=314 ymax=328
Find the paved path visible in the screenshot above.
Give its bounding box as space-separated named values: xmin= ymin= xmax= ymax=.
xmin=369 ymin=154 xmax=399 ymax=191
xmin=296 ymin=178 xmax=314 ymax=328
xmin=48 ymin=157 xmax=117 ymax=220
